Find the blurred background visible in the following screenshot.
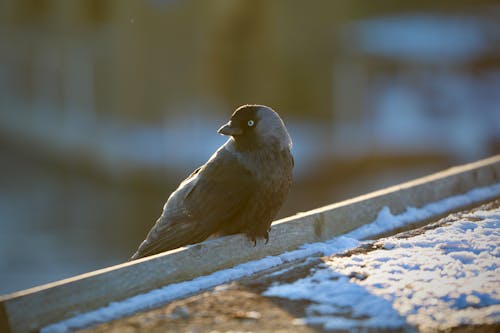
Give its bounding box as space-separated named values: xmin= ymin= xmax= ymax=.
xmin=1 ymin=0 xmax=499 ymax=295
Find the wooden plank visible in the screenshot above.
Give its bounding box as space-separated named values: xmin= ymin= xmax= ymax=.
xmin=1 ymin=155 xmax=499 ymax=333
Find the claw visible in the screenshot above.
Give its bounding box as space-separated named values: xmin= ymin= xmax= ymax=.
xmin=246 ymin=232 xmax=268 ymax=246
xmin=246 ymin=234 xmax=258 ymax=246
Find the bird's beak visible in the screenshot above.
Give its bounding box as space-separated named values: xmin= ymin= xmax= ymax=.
xmin=217 ymin=121 xmax=243 ymax=136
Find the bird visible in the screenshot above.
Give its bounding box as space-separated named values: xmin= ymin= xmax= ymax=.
xmin=130 ymin=104 xmax=294 ymax=260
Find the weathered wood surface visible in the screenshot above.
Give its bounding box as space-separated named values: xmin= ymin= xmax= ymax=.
xmin=1 ymin=155 xmax=499 ymax=333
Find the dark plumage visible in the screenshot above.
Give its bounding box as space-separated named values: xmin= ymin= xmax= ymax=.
xmin=130 ymin=105 xmax=293 ymax=260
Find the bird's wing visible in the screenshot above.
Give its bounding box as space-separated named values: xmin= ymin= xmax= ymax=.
xmin=131 ymin=148 xmax=257 ymax=259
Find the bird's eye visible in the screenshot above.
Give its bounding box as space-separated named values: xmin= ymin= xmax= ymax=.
xmin=247 ymin=120 xmax=255 ymax=127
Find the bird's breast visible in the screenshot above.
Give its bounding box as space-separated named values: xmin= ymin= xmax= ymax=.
xmin=236 ymin=148 xmax=291 ymax=180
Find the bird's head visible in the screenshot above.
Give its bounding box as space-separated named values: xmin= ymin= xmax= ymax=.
xmin=218 ymin=105 xmax=292 ymax=151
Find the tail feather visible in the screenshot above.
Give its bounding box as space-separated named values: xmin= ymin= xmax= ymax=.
xmin=130 ymin=218 xmax=211 ymax=260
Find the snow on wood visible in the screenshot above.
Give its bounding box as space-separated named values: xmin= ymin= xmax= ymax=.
xmin=1 ymin=155 xmax=499 ymax=333
xmin=43 ymin=184 xmax=500 ymax=332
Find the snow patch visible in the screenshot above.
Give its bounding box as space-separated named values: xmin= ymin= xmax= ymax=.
xmin=265 ymin=197 xmax=500 ymax=331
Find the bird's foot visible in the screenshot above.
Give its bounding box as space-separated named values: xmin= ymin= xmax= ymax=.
xmin=246 ymin=235 xmax=258 ymax=247
xmin=246 ymin=230 xmax=269 ymax=246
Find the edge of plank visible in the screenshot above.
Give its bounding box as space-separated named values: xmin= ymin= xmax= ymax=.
xmin=1 ymin=155 xmax=499 ymax=333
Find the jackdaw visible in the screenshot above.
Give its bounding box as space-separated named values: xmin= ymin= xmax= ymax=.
xmin=130 ymin=105 xmax=293 ymax=260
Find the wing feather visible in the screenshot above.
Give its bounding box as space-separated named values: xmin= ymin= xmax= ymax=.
xmin=131 ymin=147 xmax=256 ymax=259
